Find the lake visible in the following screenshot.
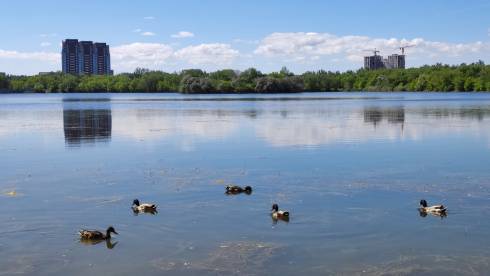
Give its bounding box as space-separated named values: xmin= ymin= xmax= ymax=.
xmin=1 ymin=92 xmax=490 ymax=275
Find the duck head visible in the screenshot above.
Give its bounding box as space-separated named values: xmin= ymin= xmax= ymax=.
xmin=106 ymin=226 xmax=118 ymax=236
xmin=244 ymin=186 xmax=253 ymax=194
xmin=420 ymin=199 xmax=428 ymax=208
xmin=271 ymin=204 xmax=279 ymax=212
xmin=133 ymin=199 xmax=140 ymax=207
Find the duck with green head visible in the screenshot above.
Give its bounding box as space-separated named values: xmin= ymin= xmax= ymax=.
xmin=419 ymin=199 xmax=447 ymax=217
xmin=132 ymin=199 xmax=157 ymax=214
xmin=271 ymin=203 xmax=290 ymax=222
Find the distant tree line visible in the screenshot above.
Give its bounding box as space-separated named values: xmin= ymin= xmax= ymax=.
xmin=2 ymin=62 xmax=490 ymax=93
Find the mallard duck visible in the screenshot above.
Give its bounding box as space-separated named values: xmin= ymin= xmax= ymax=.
xmin=225 ymin=185 xmax=252 ymax=195
xmin=132 ymin=199 xmax=157 ymax=213
xmin=419 ymin=199 xmax=447 ymax=214
xmin=271 ymin=204 xmax=290 ymax=220
xmin=79 ymin=226 xmax=118 ymax=240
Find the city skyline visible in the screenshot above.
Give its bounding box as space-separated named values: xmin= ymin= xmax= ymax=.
xmin=0 ymin=0 xmax=489 ymax=75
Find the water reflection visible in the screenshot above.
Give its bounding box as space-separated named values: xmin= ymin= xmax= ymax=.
xmin=271 ymin=216 xmax=290 ymax=225
xmin=63 ymin=99 xmax=112 ymax=146
xmin=85 ymin=103 xmax=490 ymax=148
xmin=111 ymin=109 xmax=237 ymax=143
xmin=2 ymin=95 xmax=490 ymax=149
xmin=255 ymin=105 xmax=490 ymax=147
xmin=419 ymin=107 xmax=490 ymax=121
xmin=79 ymin=239 xmax=118 ymax=249
xmin=107 ymin=104 xmax=490 ymax=148
xmin=363 ymin=107 xmax=405 ymax=126
xmin=418 ymin=209 xmax=448 ymax=219
xmin=132 ymin=209 xmax=158 ymax=216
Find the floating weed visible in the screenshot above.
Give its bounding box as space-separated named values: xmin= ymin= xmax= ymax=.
xmin=214 ymin=179 xmax=226 ymax=185
xmin=3 ymin=189 xmax=22 ymax=197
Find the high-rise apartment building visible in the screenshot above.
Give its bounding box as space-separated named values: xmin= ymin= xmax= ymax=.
xmin=62 ymin=39 xmax=111 ymax=75
xmin=62 ymin=39 xmax=80 ymax=74
xmin=94 ymin=43 xmax=111 ymax=75
xmin=79 ymin=41 xmax=94 ymax=75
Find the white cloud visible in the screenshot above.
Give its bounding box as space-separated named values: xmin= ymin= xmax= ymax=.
xmin=144 ymin=16 xmax=155 ymax=20
xmin=174 ymin=43 xmax=239 ymax=65
xmin=0 ymin=49 xmax=58 ymax=62
xmin=40 ymin=42 xmax=51 ymax=47
xmin=134 ymin=29 xmax=156 ymax=37
xmin=232 ymin=38 xmax=259 ymax=45
xmin=254 ymin=32 xmax=490 ymax=63
xmin=111 ymin=43 xmax=173 ymax=71
xmin=110 ymin=43 xmax=240 ymax=71
xmin=141 ymin=31 xmax=156 ymax=36
xmin=171 ymin=31 xmax=195 ymax=38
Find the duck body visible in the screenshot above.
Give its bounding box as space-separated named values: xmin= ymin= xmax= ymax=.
xmin=79 ymin=226 xmax=118 ymax=241
xmin=271 ymin=210 xmax=290 ymax=219
xmin=225 ymin=185 xmax=252 ymax=195
xmin=132 ymin=199 xmax=157 ymax=213
xmin=419 ymin=199 xmax=447 ymax=214
xmin=271 ymin=204 xmax=290 ymax=221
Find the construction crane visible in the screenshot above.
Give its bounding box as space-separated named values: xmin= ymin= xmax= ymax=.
xmin=398 ymin=45 xmax=415 ymax=55
xmin=363 ymin=48 xmax=380 ymax=56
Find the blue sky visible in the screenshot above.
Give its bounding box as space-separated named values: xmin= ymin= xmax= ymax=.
xmin=1 ymin=0 xmax=489 ymax=75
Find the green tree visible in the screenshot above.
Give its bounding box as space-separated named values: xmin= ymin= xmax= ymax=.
xmin=209 ymin=69 xmax=237 ymax=81
xmin=464 ymin=78 xmax=475 ymax=91
xmin=180 ymin=76 xmax=215 ymax=93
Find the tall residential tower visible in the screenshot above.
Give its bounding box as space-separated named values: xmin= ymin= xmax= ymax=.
xmin=62 ymin=39 xmax=111 ymax=75
xmin=94 ymin=43 xmax=111 ymax=75
xmin=61 ymin=39 xmax=80 ymax=74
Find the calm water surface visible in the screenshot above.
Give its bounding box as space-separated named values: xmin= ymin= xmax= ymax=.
xmin=1 ymin=92 xmax=490 ymax=275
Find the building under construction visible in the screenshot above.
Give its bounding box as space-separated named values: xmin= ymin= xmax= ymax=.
xmin=364 ymin=53 xmax=405 ymax=70
xmin=364 ymin=46 xmax=413 ymax=70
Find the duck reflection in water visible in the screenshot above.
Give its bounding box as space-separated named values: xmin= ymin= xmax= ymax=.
xmin=272 ymin=216 xmax=290 ymax=225
xmin=132 ymin=208 xmax=158 ymax=216
xmin=80 ymin=238 xmax=119 ymax=249
xmin=418 ymin=209 xmax=448 ymax=219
